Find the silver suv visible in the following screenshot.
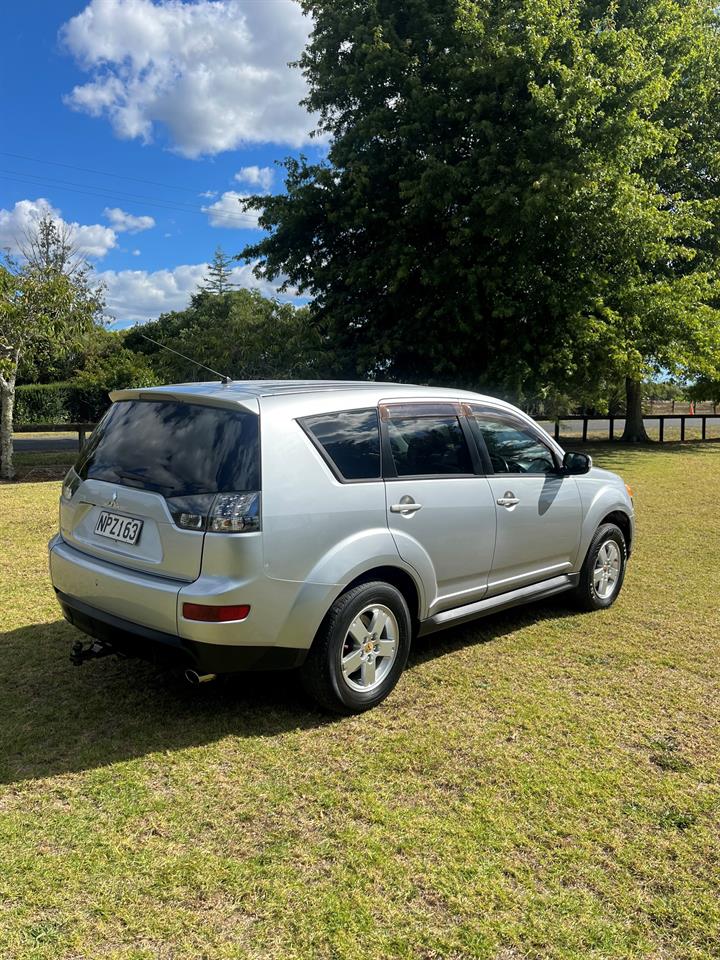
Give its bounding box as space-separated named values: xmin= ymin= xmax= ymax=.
xmin=49 ymin=381 xmax=634 ymax=713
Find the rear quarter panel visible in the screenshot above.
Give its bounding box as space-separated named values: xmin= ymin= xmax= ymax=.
xmin=257 ymin=394 xmax=426 ymax=646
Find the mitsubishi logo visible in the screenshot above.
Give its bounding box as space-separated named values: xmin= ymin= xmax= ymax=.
xmin=106 ymin=491 xmax=118 ymax=508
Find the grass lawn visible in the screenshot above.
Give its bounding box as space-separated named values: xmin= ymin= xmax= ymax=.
xmin=1 ymin=443 xmax=719 ymax=959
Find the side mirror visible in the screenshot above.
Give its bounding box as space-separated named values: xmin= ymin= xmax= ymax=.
xmin=562 ymin=451 xmax=592 ymax=475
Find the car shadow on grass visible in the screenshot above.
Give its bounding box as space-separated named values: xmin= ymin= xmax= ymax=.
xmin=0 ymin=597 xmax=584 ymax=785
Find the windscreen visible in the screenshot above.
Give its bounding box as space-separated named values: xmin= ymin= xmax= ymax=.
xmin=75 ymin=400 xmax=260 ymax=497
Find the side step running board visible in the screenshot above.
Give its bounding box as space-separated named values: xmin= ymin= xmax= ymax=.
xmin=418 ymin=573 xmax=580 ymax=636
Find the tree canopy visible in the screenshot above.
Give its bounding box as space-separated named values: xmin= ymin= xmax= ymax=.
xmin=241 ymin=0 xmax=720 ymax=438
xmin=125 ymin=288 xmax=328 ymax=384
xmin=0 ymin=217 xmax=104 ymax=478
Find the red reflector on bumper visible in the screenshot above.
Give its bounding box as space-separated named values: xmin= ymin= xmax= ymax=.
xmin=182 ymin=603 xmax=251 ymax=622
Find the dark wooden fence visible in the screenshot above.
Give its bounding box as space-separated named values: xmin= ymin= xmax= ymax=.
xmin=14 ymin=422 xmax=96 ymax=450
xmin=536 ymin=414 xmax=720 ymax=443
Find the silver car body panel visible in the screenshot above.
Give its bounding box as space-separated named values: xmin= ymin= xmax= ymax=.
xmin=50 ymin=380 xmax=635 ymax=662
xmin=50 ymin=534 xmax=184 ymax=635
xmin=484 ymin=473 xmax=582 ymax=596
xmin=59 ymin=478 xmax=205 ymax=581
xmin=385 ymin=476 xmax=497 ymax=613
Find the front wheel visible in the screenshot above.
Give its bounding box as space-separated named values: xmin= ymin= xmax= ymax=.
xmin=571 ymin=522 xmax=627 ymax=611
xmin=300 ymin=582 xmax=412 ymax=714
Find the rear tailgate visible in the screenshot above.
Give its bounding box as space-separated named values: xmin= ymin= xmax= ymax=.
xmin=60 ymin=397 xmax=260 ymax=584
xmin=60 ymin=478 xmax=204 ymax=581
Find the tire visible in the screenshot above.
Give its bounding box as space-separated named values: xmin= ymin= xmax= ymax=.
xmin=300 ymin=581 xmax=412 ymax=714
xmin=571 ymin=522 xmax=627 ymax=611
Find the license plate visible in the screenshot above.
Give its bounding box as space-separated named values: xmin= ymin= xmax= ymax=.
xmin=94 ymin=511 xmax=143 ymax=545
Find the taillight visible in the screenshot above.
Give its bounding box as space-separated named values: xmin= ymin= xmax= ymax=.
xmin=61 ymin=467 xmax=81 ymax=501
xmin=209 ymin=492 xmax=260 ymax=533
xmin=183 ymin=603 xmax=251 ymax=622
xmin=165 ymin=493 xmax=216 ymax=531
xmin=166 ymin=492 xmax=261 ymax=533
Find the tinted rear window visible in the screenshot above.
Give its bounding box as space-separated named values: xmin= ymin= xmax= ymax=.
xmin=387 ymin=415 xmax=473 ymax=476
xmin=76 ymin=400 xmax=259 ymax=496
xmin=300 ymin=409 xmax=381 ymax=480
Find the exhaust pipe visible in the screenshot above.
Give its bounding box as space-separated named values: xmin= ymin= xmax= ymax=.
xmin=184 ymin=669 xmax=217 ymax=685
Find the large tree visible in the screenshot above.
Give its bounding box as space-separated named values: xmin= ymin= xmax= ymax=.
xmin=0 ymin=217 xmax=104 ymax=479
xmin=241 ymin=0 xmax=720 ymax=440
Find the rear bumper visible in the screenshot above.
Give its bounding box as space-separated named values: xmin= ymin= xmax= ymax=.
xmin=57 ymin=590 xmax=307 ymax=673
xmin=48 ymin=534 xmax=317 ymax=672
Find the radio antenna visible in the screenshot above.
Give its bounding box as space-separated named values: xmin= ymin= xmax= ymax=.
xmin=139 ymin=334 xmax=232 ymax=384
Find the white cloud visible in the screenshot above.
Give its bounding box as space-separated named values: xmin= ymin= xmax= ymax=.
xmin=0 ymin=197 xmax=116 ymax=259
xmin=234 ymin=165 xmax=274 ymax=192
xmin=202 ymin=191 xmax=260 ymax=229
xmin=100 ymin=261 xmax=297 ymax=323
xmin=131 ymin=248 xmax=141 ymax=256
xmin=60 ymin=0 xmax=315 ymax=158
xmin=104 ymin=207 xmax=155 ymax=233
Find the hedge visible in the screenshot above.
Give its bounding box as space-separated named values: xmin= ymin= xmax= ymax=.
xmin=14 ymin=382 xmax=111 ymax=425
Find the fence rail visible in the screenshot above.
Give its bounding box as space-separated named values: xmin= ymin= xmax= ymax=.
xmin=14 ymin=422 xmax=96 ymax=450
xmin=646 ymin=400 xmax=718 ymax=415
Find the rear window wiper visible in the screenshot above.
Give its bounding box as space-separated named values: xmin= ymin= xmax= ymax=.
xmin=115 ymin=470 xmax=182 ymax=494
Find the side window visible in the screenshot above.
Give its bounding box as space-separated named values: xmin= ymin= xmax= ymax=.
xmin=386 ymin=414 xmax=473 ymax=477
xmin=300 ymin=409 xmax=381 ymax=481
xmin=474 ymin=417 xmax=556 ymax=475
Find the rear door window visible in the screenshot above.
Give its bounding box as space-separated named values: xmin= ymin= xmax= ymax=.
xmin=75 ymin=400 xmax=260 ymax=495
xmin=300 ymin=408 xmax=381 ymax=481
xmin=384 ymin=411 xmax=473 ymax=477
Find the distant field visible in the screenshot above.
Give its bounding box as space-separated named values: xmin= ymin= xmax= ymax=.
xmin=1 ymin=444 xmax=719 ymax=959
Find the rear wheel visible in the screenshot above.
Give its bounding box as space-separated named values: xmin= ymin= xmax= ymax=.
xmin=300 ymin=582 xmax=412 ymax=714
xmin=571 ymin=522 xmax=627 ymax=611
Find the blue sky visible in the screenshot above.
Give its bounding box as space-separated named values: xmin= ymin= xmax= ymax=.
xmin=0 ymin=0 xmax=322 ymax=327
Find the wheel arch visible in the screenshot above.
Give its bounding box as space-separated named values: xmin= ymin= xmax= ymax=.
xmin=600 ymin=510 xmax=633 ymax=557
xmin=339 ymin=565 xmax=422 ymax=632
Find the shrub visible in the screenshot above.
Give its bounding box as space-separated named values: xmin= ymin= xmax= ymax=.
xmin=14 ymin=382 xmax=111 ymax=425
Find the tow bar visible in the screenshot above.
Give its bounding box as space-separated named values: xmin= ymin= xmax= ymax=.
xmin=70 ymin=640 xmax=115 ymax=666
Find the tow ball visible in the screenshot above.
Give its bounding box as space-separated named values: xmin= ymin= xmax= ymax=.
xmin=70 ymin=640 xmax=114 ymax=666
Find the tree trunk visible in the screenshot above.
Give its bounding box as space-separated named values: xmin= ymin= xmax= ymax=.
xmin=621 ymin=376 xmax=650 ymax=443
xmin=0 ymin=362 xmax=18 ymax=481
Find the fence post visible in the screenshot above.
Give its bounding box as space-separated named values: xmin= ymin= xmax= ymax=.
xmin=680 ymin=417 xmax=686 ymax=442
xmin=609 ymin=417 xmax=614 ymax=441
xmin=78 ymin=428 xmax=86 ymax=450
xmin=554 ymin=419 xmax=560 ymax=441
xmin=582 ymin=418 xmax=588 ymax=442
xmin=702 ymin=416 xmax=707 ymax=441
xmin=659 ymin=418 xmax=664 ymax=443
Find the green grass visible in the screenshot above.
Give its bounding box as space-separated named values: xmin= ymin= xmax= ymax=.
xmin=1 ymin=444 xmax=719 ymax=959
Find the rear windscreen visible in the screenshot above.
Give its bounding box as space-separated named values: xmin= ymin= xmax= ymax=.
xmin=75 ymin=400 xmax=259 ymax=497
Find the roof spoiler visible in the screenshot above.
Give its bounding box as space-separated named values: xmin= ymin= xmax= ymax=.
xmin=109 ymin=388 xmax=260 ymax=415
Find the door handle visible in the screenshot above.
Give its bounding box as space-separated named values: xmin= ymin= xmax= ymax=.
xmin=497 ymin=492 xmax=519 ymax=507
xmin=390 ymin=496 xmax=422 ymax=515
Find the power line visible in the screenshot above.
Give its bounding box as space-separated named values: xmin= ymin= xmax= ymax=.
xmin=0 ymin=150 xmax=212 ymax=196
xmin=0 ymin=170 xmax=261 ymax=226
